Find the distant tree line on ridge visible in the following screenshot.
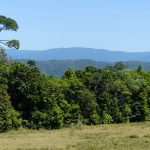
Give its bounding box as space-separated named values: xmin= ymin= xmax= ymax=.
xmin=17 ymin=59 xmax=150 ymax=77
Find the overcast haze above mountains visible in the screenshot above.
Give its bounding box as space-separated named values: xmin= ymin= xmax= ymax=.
xmin=6 ymin=47 xmax=150 ymax=62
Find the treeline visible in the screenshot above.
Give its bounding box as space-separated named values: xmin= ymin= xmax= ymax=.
xmin=18 ymin=59 xmax=150 ymax=77
xmin=1 ymin=53 xmax=150 ymax=132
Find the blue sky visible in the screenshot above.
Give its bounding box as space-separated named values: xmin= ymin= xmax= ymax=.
xmin=1 ymin=0 xmax=150 ymax=51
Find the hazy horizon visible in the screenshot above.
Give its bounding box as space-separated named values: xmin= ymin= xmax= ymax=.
xmin=7 ymin=47 xmax=150 ymax=53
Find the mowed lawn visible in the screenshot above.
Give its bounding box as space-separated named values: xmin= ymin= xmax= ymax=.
xmin=1 ymin=122 xmax=150 ymax=150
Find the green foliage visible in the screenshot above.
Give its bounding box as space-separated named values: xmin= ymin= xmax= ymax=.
xmin=6 ymin=108 xmax=22 ymax=129
xmin=16 ymin=59 xmax=150 ymax=77
xmin=137 ymin=64 xmax=143 ymax=74
xmin=27 ymin=60 xmax=36 ymax=68
xmin=0 ymin=60 xmax=150 ymax=132
xmin=6 ymin=39 xmax=20 ymax=49
xmin=102 ymin=111 xmax=113 ymax=124
xmin=0 ymin=47 xmax=7 ymax=62
xmin=0 ymin=15 xmax=18 ymax=31
xmin=0 ymin=63 xmax=21 ymax=132
xmin=0 ymin=15 xmax=20 ymax=49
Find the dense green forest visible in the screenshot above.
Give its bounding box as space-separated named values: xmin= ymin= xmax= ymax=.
xmin=17 ymin=59 xmax=150 ymax=77
xmin=1 ymin=48 xmax=150 ymax=132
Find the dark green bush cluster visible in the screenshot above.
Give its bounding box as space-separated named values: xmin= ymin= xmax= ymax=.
xmin=0 ymin=58 xmax=150 ymax=132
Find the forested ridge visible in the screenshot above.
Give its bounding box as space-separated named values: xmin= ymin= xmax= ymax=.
xmin=1 ymin=51 xmax=150 ymax=132
xmin=17 ymin=59 xmax=150 ymax=77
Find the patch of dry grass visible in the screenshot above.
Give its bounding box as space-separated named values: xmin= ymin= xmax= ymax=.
xmin=1 ymin=122 xmax=150 ymax=150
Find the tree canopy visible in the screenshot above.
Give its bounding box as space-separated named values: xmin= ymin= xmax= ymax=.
xmin=1 ymin=59 xmax=150 ymax=132
xmin=0 ymin=15 xmax=20 ymax=49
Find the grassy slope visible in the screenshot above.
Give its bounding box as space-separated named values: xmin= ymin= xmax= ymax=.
xmin=1 ymin=122 xmax=150 ymax=150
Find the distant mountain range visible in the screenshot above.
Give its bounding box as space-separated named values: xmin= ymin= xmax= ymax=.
xmin=6 ymin=47 xmax=150 ymax=77
xmin=6 ymin=47 xmax=150 ymax=62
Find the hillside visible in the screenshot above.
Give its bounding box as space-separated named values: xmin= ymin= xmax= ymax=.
xmin=19 ymin=59 xmax=150 ymax=77
xmin=6 ymin=47 xmax=150 ymax=62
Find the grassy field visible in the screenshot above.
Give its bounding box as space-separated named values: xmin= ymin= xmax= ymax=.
xmin=1 ymin=122 xmax=150 ymax=150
